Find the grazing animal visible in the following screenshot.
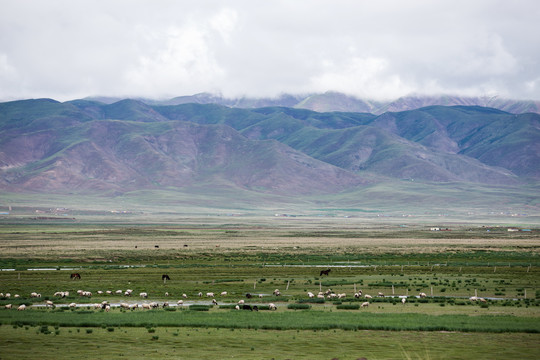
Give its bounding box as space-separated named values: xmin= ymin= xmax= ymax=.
xmin=69 ymin=303 xmax=77 ymax=308
xmin=273 ymin=289 xmax=281 ymax=296
xmin=235 ymin=305 xmax=240 ymax=310
xmin=419 ymin=292 xmax=427 ymax=298
xmin=129 ymin=304 xmax=138 ymax=310
xmin=206 ymin=292 xmax=215 ymax=297
xmin=163 ymin=302 xmax=169 ymax=308
xmin=139 ymin=292 xmax=148 ymax=298
xmin=142 ymin=303 xmax=151 ymax=310
xmin=162 ymin=274 xmax=170 ymax=281
xmin=182 ymin=293 xmax=188 ymax=298
xmin=307 ymin=292 xmax=314 ymax=298
xmin=242 ymin=304 xmax=253 ymax=311
xmin=154 ymin=245 xmax=159 ymax=249
xmin=46 ymin=300 xmax=54 ymax=308
xmin=320 ymin=268 xmax=331 ymax=276
xmin=165 ymin=292 xmax=170 ymax=297
xmin=70 ymin=273 xmax=81 ymax=280
xmin=258 ymin=294 xmax=263 ymax=298
xmin=269 ymin=303 xmax=277 ymax=311
xmin=361 ymin=302 xmax=369 ymax=308
xmin=5 ymin=304 xmax=12 ymax=309
xmin=212 ymin=299 xmax=218 ymax=305
xmin=120 ymin=303 xmax=130 ymax=309
xmin=177 ymin=300 xmax=184 ymax=305
xmin=401 ymin=298 xmax=406 ymax=304
xmin=246 ymin=293 xmax=252 ymax=299
xmin=198 ymin=292 xmax=203 ymax=297
xmin=237 ymin=300 xmax=245 ymax=305
xmin=378 ymin=292 xmax=384 ymax=297
xmin=17 ymin=304 xmax=26 ymax=311
xmin=220 ymin=291 xmax=228 ymax=296
xmin=105 ymin=305 xmax=111 ymax=312
xmin=364 ymin=294 xmax=372 ymax=299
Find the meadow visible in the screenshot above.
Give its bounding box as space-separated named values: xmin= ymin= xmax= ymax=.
xmin=0 ymin=214 xmax=539 ymax=359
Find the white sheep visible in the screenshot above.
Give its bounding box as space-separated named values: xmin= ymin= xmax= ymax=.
xmin=120 ymin=303 xmax=130 ymax=309
xmin=419 ymin=292 xmax=427 ymax=298
xmin=198 ymin=292 xmax=203 ymax=297
xmin=338 ymin=293 xmax=346 ymax=299
xmin=268 ymin=303 xmax=277 ymax=310
xmin=30 ymin=292 xmax=40 ymax=298
xmin=177 ymin=300 xmax=184 ymax=305
xmin=105 ymin=305 xmax=111 ymax=312
xmin=106 ymin=290 xmax=112 ymax=295
xmin=46 ymin=300 xmax=54 ymax=308
xmin=97 ymin=291 xmax=103 ymax=295
xmin=5 ymin=304 xmax=12 ymax=309
xmin=273 ymin=289 xmax=281 ymax=296
xmin=206 ymin=292 xmax=214 ymax=297
xmin=69 ymin=303 xmax=77 ymax=308
xmin=378 ymin=292 xmax=384 ymax=297
xmin=212 ymin=299 xmax=218 ymax=305
xmin=165 ymin=292 xmax=170 ymax=297
xmin=182 ymin=293 xmax=188 ymax=298
xmin=163 ymin=301 xmax=169 ymax=308
xmin=129 ymin=304 xmax=138 ymax=310
xmin=115 ymin=290 xmax=123 ymax=294
xmin=317 ymin=294 xmax=325 ymax=299
xmin=237 ymin=299 xmax=245 ymax=305
xmin=401 ymin=298 xmax=406 ymax=304
xmin=220 ymin=291 xmax=228 ymax=296
xmin=307 ymin=292 xmax=314 ymax=298
xmin=361 ymin=302 xmax=369 ymax=308
xmin=364 ymin=294 xmax=372 ymax=299
xmin=139 ymin=292 xmax=148 ymax=298
xmin=142 ymin=303 xmax=151 ymax=310
xmin=235 ymin=305 xmax=240 ymax=310
xmin=17 ymin=304 xmax=26 ymax=311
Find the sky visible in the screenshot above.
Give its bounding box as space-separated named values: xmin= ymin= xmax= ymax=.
xmin=1 ymin=0 xmax=539 ymax=102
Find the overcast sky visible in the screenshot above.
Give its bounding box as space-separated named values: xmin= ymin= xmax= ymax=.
xmin=1 ymin=0 xmax=539 ymax=102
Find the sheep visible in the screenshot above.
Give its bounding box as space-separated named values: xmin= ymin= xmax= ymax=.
xmin=5 ymin=304 xmax=12 ymax=309
xmin=129 ymin=304 xmax=138 ymax=310
xmin=17 ymin=304 xmax=26 ymax=311
xmin=182 ymin=293 xmax=188 ymax=298
xmin=354 ymin=292 xmax=362 ymax=298
xmin=93 ymin=303 xmax=102 ymax=309
xmin=478 ymin=298 xmax=487 ymax=303
xmin=165 ymin=292 xmax=170 ymax=297
xmin=139 ymin=292 xmax=148 ymax=298
xmin=142 ymin=303 xmax=151 ymax=310
xmin=361 ymin=302 xmax=369 ymax=308
xmin=206 ymin=292 xmax=215 ymax=297
xmin=14 ymin=294 xmax=20 ymax=298
xmin=273 ymin=289 xmax=281 ymax=296
xmin=106 ymin=290 xmax=112 ymax=295
xmin=469 ymin=296 xmax=478 ymax=301
xmin=46 ymin=300 xmax=54 ymax=308
xmin=220 ymin=291 xmax=228 ymax=296
xmin=364 ymin=294 xmax=372 ymax=299
xmin=235 ymin=305 xmax=240 ymax=310
xmin=115 ymin=290 xmax=123 ymax=295
xmin=163 ymin=301 xmax=169 ymax=308
xmin=177 ymin=300 xmax=184 ymax=305
xmin=317 ymin=294 xmax=325 ymax=299
xmin=211 ymin=299 xmax=218 ymax=305
xmin=150 ymin=302 xmax=159 ymax=309
xmin=198 ymin=292 xmax=203 ymax=297
xmin=419 ymin=292 xmax=427 ymax=298
xmin=268 ymin=303 xmax=277 ymax=311
xmin=237 ymin=299 xmax=245 ymax=305
xmin=97 ymin=290 xmax=104 ymax=295
xmin=124 ymin=289 xmax=133 ymax=296
xmin=120 ymin=303 xmax=130 ymax=309
xmin=401 ymin=298 xmax=406 ymax=304
xmin=69 ymin=303 xmax=77 ymax=308
xmin=338 ymin=293 xmax=346 ymax=299
xmin=307 ymin=292 xmax=314 ymax=298
xmin=378 ymin=292 xmax=384 ymax=297
xmin=105 ymin=305 xmax=111 ymax=312
xmin=5 ymin=293 xmax=11 ymax=298
xmin=30 ymin=292 xmax=40 ymax=298
xmin=82 ymin=291 xmax=92 ymax=297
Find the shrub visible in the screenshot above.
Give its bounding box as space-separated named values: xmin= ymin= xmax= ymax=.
xmin=336 ymin=304 xmax=360 ymax=310
xmin=287 ymin=304 xmax=311 ymax=310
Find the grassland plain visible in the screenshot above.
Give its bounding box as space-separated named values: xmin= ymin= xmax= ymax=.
xmin=0 ymin=216 xmax=539 ymax=359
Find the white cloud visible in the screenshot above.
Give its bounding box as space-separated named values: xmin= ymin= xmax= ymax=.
xmin=0 ymin=0 xmax=539 ymax=101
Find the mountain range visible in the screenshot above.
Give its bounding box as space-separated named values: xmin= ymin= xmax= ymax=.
xmin=87 ymin=92 xmax=540 ymax=115
xmin=1 ymin=96 xmax=538 ymax=201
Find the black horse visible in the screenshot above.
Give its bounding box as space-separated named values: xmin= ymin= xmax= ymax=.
xmin=162 ymin=274 xmax=171 ymax=281
xmin=319 ymin=268 xmax=331 ymax=276
xmin=70 ymin=273 xmax=81 ymax=280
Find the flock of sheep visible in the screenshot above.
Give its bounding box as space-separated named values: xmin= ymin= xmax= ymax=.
xmin=1 ymin=288 xmax=487 ymax=312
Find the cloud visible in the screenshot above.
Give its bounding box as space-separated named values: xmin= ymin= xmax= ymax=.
xmin=0 ymin=0 xmax=539 ymax=101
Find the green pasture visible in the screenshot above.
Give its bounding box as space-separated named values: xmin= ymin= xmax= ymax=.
xmin=0 ymin=219 xmax=539 ymax=359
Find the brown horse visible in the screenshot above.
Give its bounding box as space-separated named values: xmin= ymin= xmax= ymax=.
xmin=70 ymin=273 xmax=81 ymax=280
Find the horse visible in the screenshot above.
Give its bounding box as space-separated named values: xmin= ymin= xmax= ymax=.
xmin=162 ymin=274 xmax=171 ymax=281
xmin=70 ymin=273 xmax=81 ymax=280
xmin=320 ymin=268 xmax=331 ymax=276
